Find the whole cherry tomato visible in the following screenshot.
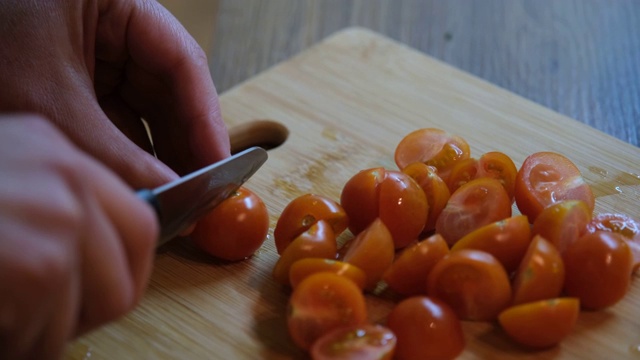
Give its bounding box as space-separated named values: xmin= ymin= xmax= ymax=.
xmin=192 ymin=187 xmax=269 ymax=261
xmin=586 ymin=212 xmax=640 ymax=272
xmin=531 ymin=200 xmax=591 ymax=253
xmin=402 ymin=162 xmax=451 ymax=232
xmin=310 ymin=324 xmax=397 ymax=360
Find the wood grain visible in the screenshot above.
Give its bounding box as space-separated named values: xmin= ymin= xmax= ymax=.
xmin=66 ymin=27 xmax=640 ymax=360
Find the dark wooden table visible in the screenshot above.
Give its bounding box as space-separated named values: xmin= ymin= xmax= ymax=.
xmin=160 ymin=0 xmax=639 ymax=147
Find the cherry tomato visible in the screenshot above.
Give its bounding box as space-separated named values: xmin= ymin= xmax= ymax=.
xmin=340 ymin=218 xmax=395 ymax=290
xmin=447 ymin=152 xmax=517 ymax=201
xmin=435 ymin=177 xmax=512 ymax=246
xmin=446 ymin=158 xmax=478 ymax=194
xmin=382 ymin=234 xmax=449 ymax=296
xmin=274 ymin=193 xmax=348 ymax=255
xmin=531 ymin=200 xmax=591 ymax=253
xmin=289 ymin=258 xmax=367 ymax=290
xmin=340 ymin=167 xmax=428 ymax=249
xmin=511 ymin=235 xmax=565 ymax=306
xmin=563 ymin=231 xmax=633 ymax=310
xmin=402 ymin=162 xmax=451 ymax=232
xmin=451 ymin=215 xmax=531 ymax=273
xmin=514 ymin=152 xmax=595 ymax=222
xmin=498 ymin=298 xmax=579 ymax=349
xmin=310 ymin=324 xmax=397 ymax=360
xmin=387 ymin=296 xmax=465 ymax=360
xmin=394 ymin=128 xmax=471 ymax=183
xmin=287 ymin=272 xmax=368 ymax=351
xmin=192 ymin=187 xmax=269 ymax=261
xmin=272 ymin=220 xmax=337 ymax=285
xmin=427 ymin=249 xmax=512 ymax=321
xmin=586 ymin=212 xmax=640 ymax=272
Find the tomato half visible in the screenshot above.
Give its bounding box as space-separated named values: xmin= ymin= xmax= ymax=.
xmin=402 ymin=162 xmax=451 ymax=232
xmin=289 ymin=258 xmax=367 ymax=290
xmin=287 ymin=272 xmax=368 ymax=351
xmin=531 ymin=200 xmax=591 ymax=253
xmin=310 ymin=324 xmax=396 ymax=360
xmin=447 ymin=152 xmax=517 ymax=201
xmin=387 ymin=296 xmax=465 ymax=360
xmin=498 ymin=298 xmax=579 ymax=349
xmin=192 ymin=187 xmax=269 ymax=261
xmin=514 ymin=152 xmax=595 ymax=222
xmin=586 ymin=212 xmax=640 ymax=272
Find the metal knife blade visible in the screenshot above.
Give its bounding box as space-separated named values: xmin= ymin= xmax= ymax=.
xmin=137 ymin=146 xmax=268 ymax=246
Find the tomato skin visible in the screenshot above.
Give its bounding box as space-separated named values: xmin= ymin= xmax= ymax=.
xmin=511 ymin=235 xmax=565 ymax=306
xmin=192 ymin=187 xmax=269 ymax=261
xmin=289 ymin=258 xmax=367 ymax=290
xmin=402 ymin=162 xmax=451 ymax=232
xmin=287 ymin=272 xmax=368 ymax=351
xmin=563 ymin=231 xmax=633 ymax=310
xmin=427 ymin=249 xmax=512 ymax=321
xmin=274 ymin=194 xmax=348 ymax=255
xmin=387 ymin=296 xmax=464 ymax=360
xmin=586 ymin=212 xmax=640 ymax=272
xmin=310 ymin=324 xmax=396 ymax=360
xmin=435 ymin=177 xmax=512 ymax=246
xmin=382 ymin=234 xmax=449 ymax=297
xmin=532 ymin=200 xmax=591 ymax=253
xmin=498 ymin=298 xmax=579 ymax=349
xmin=514 ymin=152 xmax=595 ymax=222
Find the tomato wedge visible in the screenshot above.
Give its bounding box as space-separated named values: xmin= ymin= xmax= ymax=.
xmin=402 ymin=162 xmax=451 ymax=232
xmin=531 ymin=200 xmax=591 ymax=253
xmin=310 ymin=324 xmax=397 ymax=360
xmin=447 ymin=151 xmax=517 ymax=201
xmin=289 ymin=258 xmax=367 ymax=290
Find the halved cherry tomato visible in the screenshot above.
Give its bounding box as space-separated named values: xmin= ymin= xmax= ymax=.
xmin=192 ymin=187 xmax=269 ymax=261
xmin=451 ymin=215 xmax=531 ymax=273
xmin=586 ymin=212 xmax=640 ymax=272
xmin=498 ymin=298 xmax=579 ymax=348
xmin=511 ymin=235 xmax=565 ymax=306
xmin=274 ymin=194 xmax=348 ymax=255
xmin=435 ymin=177 xmax=512 ymax=246
xmin=446 ymin=158 xmax=478 ymax=194
xmin=310 ymin=324 xmax=397 ymax=360
xmin=340 ymin=218 xmax=395 ymax=290
xmin=272 ymin=220 xmax=337 ymax=285
xmin=427 ymin=249 xmax=512 ymax=321
xmin=394 ymin=128 xmax=471 ymax=183
xmin=287 ymin=272 xmax=368 ymax=351
xmin=447 ymin=152 xmax=517 ymax=201
xmin=289 ymin=258 xmax=367 ymax=290
xmin=387 ymin=296 xmax=465 ymax=360
xmin=531 ymin=200 xmax=591 ymax=253
xmin=514 ymin=152 xmax=595 ymax=222
xmin=402 ymin=162 xmax=451 ymax=232
xmin=382 ymin=234 xmax=449 ymax=296
xmin=340 ymin=168 xmax=428 ymax=249
xmin=563 ymin=231 xmax=633 ymax=310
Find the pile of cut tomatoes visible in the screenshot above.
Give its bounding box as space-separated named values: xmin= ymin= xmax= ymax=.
xmin=269 ymin=128 xmax=640 ymax=359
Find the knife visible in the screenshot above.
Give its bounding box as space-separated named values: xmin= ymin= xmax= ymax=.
xmin=137 ymin=146 xmax=268 ymax=247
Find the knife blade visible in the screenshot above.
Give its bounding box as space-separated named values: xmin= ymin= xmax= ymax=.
xmin=137 ymin=146 xmax=268 ymax=246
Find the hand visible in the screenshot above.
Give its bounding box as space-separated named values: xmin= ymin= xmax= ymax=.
xmin=0 ymin=115 xmax=158 ymax=359
xmin=0 ymin=0 xmax=230 ymax=189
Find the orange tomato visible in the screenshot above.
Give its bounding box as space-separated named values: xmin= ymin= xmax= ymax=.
xmin=511 ymin=235 xmax=565 ymax=306
xmin=274 ymin=193 xmax=348 ymax=255
xmin=402 ymin=162 xmax=451 ymax=232
xmin=340 ymin=168 xmax=428 ymax=249
xmin=272 ymin=220 xmax=337 ymax=285
xmin=287 ymin=272 xmax=368 ymax=351
xmin=586 ymin=212 xmax=640 ymax=272
xmin=382 ymin=234 xmax=450 ymax=296
xmin=387 ymin=296 xmax=465 ymax=360
xmin=531 ymin=200 xmax=591 ymax=253
xmin=447 ymin=152 xmax=517 ymax=201
xmin=289 ymin=258 xmax=367 ymax=290
xmin=514 ymin=152 xmax=595 ymax=222
xmin=498 ymin=298 xmax=579 ymax=349
xmin=310 ymin=324 xmax=397 ymax=360
xmin=427 ymin=249 xmax=512 ymax=321
xmin=192 ymin=187 xmax=269 ymax=261
xmin=563 ymin=231 xmax=633 ymax=310
xmin=435 ymin=177 xmax=512 ymax=246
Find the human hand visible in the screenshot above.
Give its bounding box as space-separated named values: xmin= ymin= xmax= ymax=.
xmin=0 ymin=0 xmax=230 ymax=189
xmin=0 ymin=115 xmax=158 ymax=359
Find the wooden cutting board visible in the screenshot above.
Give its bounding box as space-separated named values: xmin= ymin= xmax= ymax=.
xmin=66 ymin=27 xmax=640 ymax=359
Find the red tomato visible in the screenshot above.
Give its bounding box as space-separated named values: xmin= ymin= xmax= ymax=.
xmin=447 ymin=152 xmax=517 ymax=201
xmin=340 ymin=168 xmax=428 ymax=249
xmin=511 ymin=235 xmax=565 ymax=306
xmin=531 ymin=200 xmax=591 ymax=253
xmin=435 ymin=177 xmax=512 ymax=246
xmin=310 ymin=324 xmax=397 ymax=360
xmin=192 ymin=187 xmax=269 ymax=261
xmin=287 ymin=272 xmax=368 ymax=351
xmin=274 ymin=193 xmax=348 ymax=255
xmin=402 ymin=162 xmax=451 ymax=232
xmin=563 ymin=231 xmax=633 ymax=310
xmin=498 ymin=298 xmax=580 ymax=349
xmin=586 ymin=212 xmax=640 ymax=272
xmin=382 ymin=234 xmax=449 ymax=296
xmin=289 ymin=258 xmax=367 ymax=290
xmin=514 ymin=152 xmax=595 ymax=222
xmin=387 ymin=296 xmax=465 ymax=360
xmin=427 ymin=249 xmax=512 ymax=321
xmin=394 ymin=128 xmax=471 ymax=183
